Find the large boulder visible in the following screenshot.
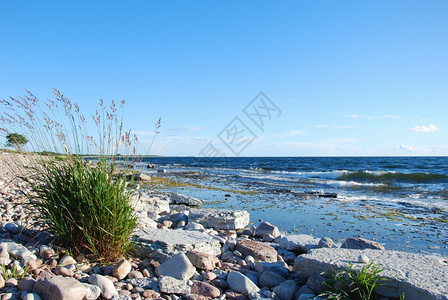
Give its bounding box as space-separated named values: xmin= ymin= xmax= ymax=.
xmin=170 ymin=193 xmax=203 ymax=206
xmin=188 ymin=208 xmax=249 ymax=230
xmin=132 ymin=228 xmax=221 ymax=262
xmin=276 ymin=234 xmax=320 ymax=253
xmin=294 ymin=248 xmax=448 ymax=300
xmin=340 ymin=237 xmax=385 ymax=250
xmin=33 ymin=276 xmax=86 ymax=300
xmin=234 ymin=239 xmax=277 ymax=262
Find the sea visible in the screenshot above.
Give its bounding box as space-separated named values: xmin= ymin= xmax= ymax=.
xmin=132 ymin=156 xmax=448 ymax=257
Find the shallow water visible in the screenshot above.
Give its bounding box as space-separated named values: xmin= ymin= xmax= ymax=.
xmin=135 ymin=156 xmax=448 ymax=257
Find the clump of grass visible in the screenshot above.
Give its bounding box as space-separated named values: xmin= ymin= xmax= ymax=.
xmin=321 ymin=261 xmax=386 ymax=300
xmin=0 ymin=89 xmax=158 ymax=262
xmin=0 ymin=263 xmax=29 ymax=280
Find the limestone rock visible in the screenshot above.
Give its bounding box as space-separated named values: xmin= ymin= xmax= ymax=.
xmin=133 ymin=193 xmax=170 ymax=215
xmin=88 ymin=274 xmax=118 ymax=299
xmin=32 ymin=276 xmax=86 ymax=300
xmin=255 ymin=222 xmax=280 ymax=238
xmin=132 ymin=228 xmax=221 ymax=262
xmin=340 ymin=237 xmax=385 ymax=250
xmin=226 ymin=271 xmax=260 ymax=297
xmin=188 ymin=208 xmax=249 ymax=230
xmin=276 ymin=234 xmax=320 ymax=253
xmin=294 ymin=248 xmax=448 ymax=300
xmin=190 ymin=281 xmax=221 ymax=298
xmin=170 ymin=193 xmax=203 ymax=206
xmin=158 ymin=276 xmax=190 ymax=294
xmin=186 ymin=251 xmax=220 ymax=271
xmin=113 ymin=259 xmax=132 ymax=280
xmin=234 ymin=239 xmax=277 ymax=262
xmin=155 ymin=252 xmax=196 ymax=281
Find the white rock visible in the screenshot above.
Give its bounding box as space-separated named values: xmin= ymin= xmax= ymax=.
xmin=170 ymin=193 xmax=203 ymax=206
xmin=21 ymin=292 xmax=42 ymax=300
xmin=82 ymin=283 xmax=102 ymax=300
xmin=226 ymin=271 xmax=260 ymax=297
xmin=155 ymin=252 xmax=195 ymax=281
xmin=188 ymin=208 xmax=250 ymax=230
xmin=88 ymin=274 xmax=118 ymax=299
xmin=0 ymin=242 xmax=37 ymax=261
xmin=158 ymin=276 xmax=191 ymax=294
xmin=358 ymin=254 xmax=370 ymax=264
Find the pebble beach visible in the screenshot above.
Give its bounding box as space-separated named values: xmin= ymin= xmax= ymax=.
xmin=0 ymin=153 xmax=447 ymax=300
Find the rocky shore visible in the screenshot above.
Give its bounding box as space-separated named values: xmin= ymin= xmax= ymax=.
xmin=0 ymin=153 xmax=447 ymax=300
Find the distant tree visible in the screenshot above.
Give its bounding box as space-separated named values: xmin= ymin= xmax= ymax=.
xmin=6 ymin=133 xmax=28 ymax=152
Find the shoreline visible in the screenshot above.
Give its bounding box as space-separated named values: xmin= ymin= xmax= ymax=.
xmin=0 ymin=153 xmax=447 ymax=299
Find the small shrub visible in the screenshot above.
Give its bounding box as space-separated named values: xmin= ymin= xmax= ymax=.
xmin=321 ymin=261 xmax=386 ymax=300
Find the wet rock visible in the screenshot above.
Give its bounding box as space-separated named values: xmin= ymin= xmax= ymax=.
xmin=226 ymin=271 xmax=260 ymax=297
xmin=340 ymin=237 xmax=385 ymax=250
xmin=33 ymin=276 xmax=86 ymax=300
xmin=318 ymin=237 xmax=335 ymax=248
xmin=155 ymin=252 xmax=196 ymax=281
xmin=255 ymin=222 xmax=280 ymax=239
xmin=88 ymin=274 xmax=118 ymax=299
xmin=276 ymin=234 xmax=320 ymax=253
xmin=273 ymin=280 xmax=297 ymax=300
xmin=170 ymin=193 xmax=203 ymax=206
xmin=158 ymin=276 xmax=190 ymax=294
xmin=235 ymin=239 xmax=277 ymax=262
xmin=190 ymin=281 xmax=221 ymax=298
xmin=259 ymin=271 xmax=286 ymax=288
xmin=186 ymin=251 xmax=220 ymax=271
xmin=113 ymin=259 xmax=132 ymax=280
xmin=188 ymin=208 xmax=250 ymax=230
xmin=132 ymin=228 xmax=221 ymax=262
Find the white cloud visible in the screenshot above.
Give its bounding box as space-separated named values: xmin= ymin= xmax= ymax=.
xmin=395 ymin=144 xmax=417 ymax=152
xmin=408 ymin=124 xmax=437 ymax=132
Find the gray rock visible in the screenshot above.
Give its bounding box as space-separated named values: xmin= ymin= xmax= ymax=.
xmin=125 ymin=278 xmax=159 ymax=291
xmin=111 ymin=295 xmax=132 ymax=300
xmin=88 ymin=274 xmax=118 ymax=299
xmin=170 ymin=193 xmax=203 ymax=206
xmin=188 ymin=208 xmax=249 ymax=230
xmin=158 ymin=276 xmax=191 ymax=294
xmin=254 ymin=261 xmax=289 ymax=278
xmin=340 ymin=237 xmax=385 ymax=250
xmin=226 ymin=271 xmax=260 ymax=297
xmin=306 ymin=274 xmax=328 ymax=294
xmin=156 ymin=252 xmax=196 ymax=281
xmin=272 ymin=280 xmax=297 ymax=300
xmin=259 ymin=271 xmax=286 ymax=288
xmin=294 ymin=248 xmax=448 ymax=300
xmin=132 ymin=228 xmax=221 ymax=262
xmin=32 ymin=276 xmax=86 ymax=300
xmin=82 ymin=283 xmax=102 ymax=300
xmin=318 ymin=237 xmax=335 ymax=248
xmin=18 ymin=277 xmax=37 ymax=292
xmin=276 ymin=234 xmax=320 ymax=253
xmin=132 ymin=192 xmax=170 ymax=215
xmin=185 ymin=222 xmax=205 ymax=230
xmin=277 ymin=249 xmax=296 ymax=263
xmin=255 ymin=222 xmax=280 ymax=238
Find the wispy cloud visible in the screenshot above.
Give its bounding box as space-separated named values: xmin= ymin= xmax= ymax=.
xmin=313 ymin=124 xmax=357 ymax=129
xmin=408 ymin=124 xmax=437 ymax=132
xmin=395 ymin=144 xmax=417 ymax=152
xmin=161 ymin=126 xmax=200 ymax=134
xmin=344 ymin=114 xmax=401 ymax=120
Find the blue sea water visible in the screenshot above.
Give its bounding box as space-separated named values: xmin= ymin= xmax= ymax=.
xmin=135 ymin=156 xmax=448 ymax=256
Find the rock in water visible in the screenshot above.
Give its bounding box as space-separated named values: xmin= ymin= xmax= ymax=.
xmin=234 ymin=239 xmax=278 ymax=262
xmin=226 ymin=271 xmax=260 ymax=297
xmin=155 ymin=252 xmax=196 ymax=281
xmin=188 ymin=208 xmax=249 ymax=230
xmin=340 ymin=237 xmax=385 ymax=250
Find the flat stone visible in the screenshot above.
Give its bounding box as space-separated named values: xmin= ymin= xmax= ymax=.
xmin=234 ymin=239 xmax=277 ymax=262
xmin=158 ymin=276 xmax=191 ymax=294
xmin=155 ymin=252 xmax=196 ymax=281
xmin=132 ymin=228 xmax=221 ymax=262
xmin=170 ymin=193 xmax=203 ymax=206
xmin=32 ymin=276 xmax=86 ymax=300
xmin=255 ymin=222 xmax=280 ymax=238
xmin=186 ymin=251 xmax=220 ymax=271
xmin=276 ymin=234 xmax=320 ymax=253
xmin=190 ymin=281 xmax=221 ymax=298
xmin=88 ymin=274 xmax=118 ymax=299
xmin=226 ymin=271 xmax=260 ymax=297
xmin=188 ymin=208 xmax=249 ymax=230
xmin=294 ymin=248 xmax=448 ymax=300
xmin=340 ymin=237 xmax=385 ymax=250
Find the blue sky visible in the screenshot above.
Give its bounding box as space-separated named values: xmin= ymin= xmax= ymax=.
xmin=1 ymin=1 xmax=447 ymax=156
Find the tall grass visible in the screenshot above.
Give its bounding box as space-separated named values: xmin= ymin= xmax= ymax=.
xmin=0 ymin=89 xmax=158 ymax=262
